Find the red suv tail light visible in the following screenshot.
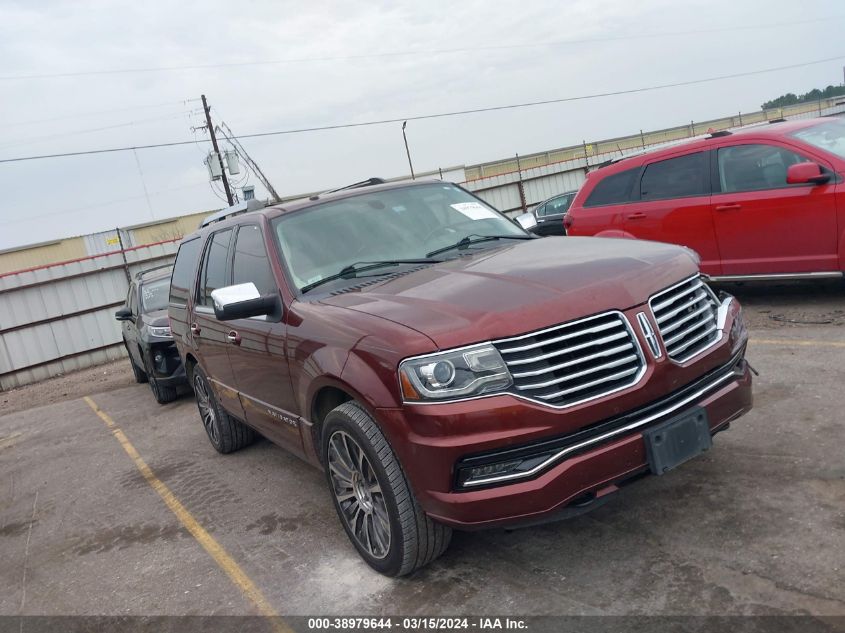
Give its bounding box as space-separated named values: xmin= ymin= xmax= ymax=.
xmin=563 ymin=214 xmax=574 ymax=230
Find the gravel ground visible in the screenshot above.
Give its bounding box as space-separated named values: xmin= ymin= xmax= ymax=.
xmin=716 ymin=279 xmax=844 ymax=329
xmin=1 ymin=359 xmax=134 ymax=416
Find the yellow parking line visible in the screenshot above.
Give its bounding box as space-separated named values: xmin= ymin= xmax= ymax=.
xmin=83 ymin=396 xmax=291 ymax=633
xmin=750 ymin=338 xmax=845 ymax=348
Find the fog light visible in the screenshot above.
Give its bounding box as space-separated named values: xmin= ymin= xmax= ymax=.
xmin=457 ymin=453 xmax=554 ymax=488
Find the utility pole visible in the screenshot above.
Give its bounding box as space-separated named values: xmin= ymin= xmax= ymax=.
xmin=201 ymin=94 xmax=234 ymax=206
xmin=218 ymin=121 xmax=282 ymax=203
xmin=402 ymin=121 xmax=415 ymax=180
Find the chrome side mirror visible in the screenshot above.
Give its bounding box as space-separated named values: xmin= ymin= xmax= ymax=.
xmin=210 ymin=283 xmax=280 ymax=321
xmin=514 ymin=212 xmax=538 ymax=231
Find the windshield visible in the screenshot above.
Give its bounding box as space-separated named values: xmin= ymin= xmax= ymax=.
xmin=271 ymin=183 xmax=527 ymax=291
xmin=790 ymin=119 xmax=845 ymax=159
xmin=140 ymin=277 xmax=170 ymax=313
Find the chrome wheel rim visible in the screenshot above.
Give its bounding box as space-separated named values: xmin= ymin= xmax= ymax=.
xmin=328 ymin=430 xmax=391 ymax=559
xmin=194 ymin=375 xmax=218 ymax=445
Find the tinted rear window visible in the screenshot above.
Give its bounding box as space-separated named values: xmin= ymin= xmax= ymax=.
xmin=640 ymin=152 xmax=707 ymax=200
xmin=584 ymin=168 xmax=638 ymax=207
xmin=168 ymin=237 xmax=201 ymax=306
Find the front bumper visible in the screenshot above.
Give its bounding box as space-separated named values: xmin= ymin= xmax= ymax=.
xmin=375 ymin=305 xmax=752 ymax=530
xmin=144 ymin=342 xmax=187 ymax=386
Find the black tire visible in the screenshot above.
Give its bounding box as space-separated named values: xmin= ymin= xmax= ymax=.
xmin=323 ymin=401 xmax=451 ymax=576
xmin=149 ymin=374 xmax=178 ymax=404
xmin=127 ymin=346 xmax=148 ymax=384
xmin=192 ymin=365 xmax=256 ymax=454
xmin=141 ymin=354 xmax=178 ymax=404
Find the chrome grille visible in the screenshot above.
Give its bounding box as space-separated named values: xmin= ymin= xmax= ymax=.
xmin=650 ymin=276 xmax=720 ymax=362
xmin=493 ymin=312 xmax=644 ymax=407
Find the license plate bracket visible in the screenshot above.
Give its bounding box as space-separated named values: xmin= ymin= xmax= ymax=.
xmin=643 ymin=407 xmax=711 ymax=476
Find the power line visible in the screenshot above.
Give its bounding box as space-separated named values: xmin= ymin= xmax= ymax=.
xmin=1 ymin=16 xmax=841 ymax=81
xmin=0 ymin=111 xmax=199 ymax=149
xmin=0 ymin=100 xmax=191 ymax=130
xmin=1 ymin=54 xmax=843 ymax=165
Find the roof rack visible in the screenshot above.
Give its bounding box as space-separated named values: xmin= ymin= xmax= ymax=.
xmin=707 ymin=130 xmax=732 ymax=138
xmin=768 ymin=118 xmax=786 ymax=124
xmin=135 ymin=263 xmax=173 ymax=280
xmin=199 ymin=199 xmax=266 ymax=228
xmin=320 ymin=177 xmax=387 ymax=197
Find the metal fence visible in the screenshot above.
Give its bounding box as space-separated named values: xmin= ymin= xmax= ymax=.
xmin=0 ymin=240 xmax=179 ymax=390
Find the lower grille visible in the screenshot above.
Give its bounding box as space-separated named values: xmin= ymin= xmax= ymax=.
xmin=454 ymin=349 xmax=746 ymax=489
xmin=650 ymin=276 xmax=720 ymax=362
xmin=493 ymin=311 xmax=644 ymax=407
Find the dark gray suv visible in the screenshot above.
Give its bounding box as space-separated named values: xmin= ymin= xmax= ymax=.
xmin=115 ymin=265 xmax=187 ymax=403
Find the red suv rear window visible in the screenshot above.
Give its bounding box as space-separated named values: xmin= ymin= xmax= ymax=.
xmin=584 ymin=167 xmax=639 ymax=207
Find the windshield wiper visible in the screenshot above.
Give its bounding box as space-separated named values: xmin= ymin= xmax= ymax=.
xmin=300 ymin=259 xmax=441 ymax=294
xmin=425 ymin=234 xmax=534 ymax=258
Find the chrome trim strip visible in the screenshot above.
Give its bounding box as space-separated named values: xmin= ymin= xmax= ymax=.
xmin=652 ymin=280 xmax=704 ymax=313
xmin=502 ymin=330 xmax=630 ymax=366
xmin=660 ymin=303 xmax=713 ymax=335
xmin=666 ymin=323 xmax=719 ymax=357
xmin=510 ymin=343 xmax=635 ymax=378
xmin=531 ymin=365 xmax=640 ymax=399
xmin=461 ymin=356 xmax=743 ymax=487
xmin=497 ymin=319 xmax=621 ymax=354
xmin=516 ymin=356 xmax=639 ymax=391
xmin=708 ymin=272 xmax=843 ymax=282
xmin=655 ymin=291 xmax=709 ymax=325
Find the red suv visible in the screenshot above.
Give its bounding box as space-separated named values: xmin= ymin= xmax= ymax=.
xmin=566 ymin=117 xmax=845 ymax=280
xmin=168 ymin=180 xmax=752 ymax=576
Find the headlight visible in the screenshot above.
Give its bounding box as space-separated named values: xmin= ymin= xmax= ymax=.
xmin=728 ymin=305 xmax=748 ymax=353
xmin=149 ymin=326 xmax=172 ymax=338
xmin=399 ymin=344 xmax=512 ymax=402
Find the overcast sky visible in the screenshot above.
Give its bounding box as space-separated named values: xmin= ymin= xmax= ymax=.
xmin=0 ymin=0 xmax=842 ymax=249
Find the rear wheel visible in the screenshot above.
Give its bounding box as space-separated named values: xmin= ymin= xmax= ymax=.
xmin=323 ymin=401 xmax=451 ymax=576
xmin=192 ymin=365 xmax=256 ymax=453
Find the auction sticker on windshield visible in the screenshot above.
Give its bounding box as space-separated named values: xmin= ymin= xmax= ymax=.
xmin=450 ymin=202 xmax=498 ymax=220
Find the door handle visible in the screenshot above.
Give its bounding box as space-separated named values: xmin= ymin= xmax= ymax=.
xmin=226 ymin=330 xmax=242 ymax=346
xmin=715 ymin=203 xmax=741 ymax=212
xmin=626 ymin=212 xmax=646 ymax=220
xmin=190 ymin=323 xmax=201 ymax=336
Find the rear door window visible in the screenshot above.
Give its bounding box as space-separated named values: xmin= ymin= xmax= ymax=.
xmin=197 ymin=229 xmax=234 ymax=307
xmin=717 ymin=144 xmax=812 ymax=193
xmin=169 ymin=237 xmax=202 ymax=306
xmin=232 ymin=224 xmax=276 ymax=295
xmin=584 ymin=168 xmax=638 ymax=207
xmin=639 ymin=152 xmax=708 ymax=200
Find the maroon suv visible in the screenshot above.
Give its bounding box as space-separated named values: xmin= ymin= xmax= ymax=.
xmin=168 ymin=180 xmax=752 ymax=576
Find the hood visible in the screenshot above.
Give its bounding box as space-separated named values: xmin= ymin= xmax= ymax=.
xmin=320 ymin=236 xmax=699 ymax=349
xmin=142 ymin=310 xmax=170 ymax=328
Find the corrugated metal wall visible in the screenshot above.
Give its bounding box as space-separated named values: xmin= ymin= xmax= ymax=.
xmin=0 ymin=240 xmax=179 ymax=390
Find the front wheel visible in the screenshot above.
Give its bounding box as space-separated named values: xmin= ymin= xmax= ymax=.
xmin=126 ymin=345 xmax=148 ymax=384
xmin=323 ymin=401 xmax=451 ymax=576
